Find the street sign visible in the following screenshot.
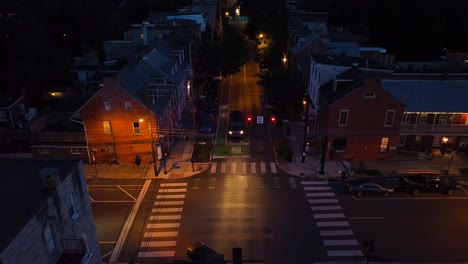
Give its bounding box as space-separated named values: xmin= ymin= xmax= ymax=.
xmin=257 ymin=116 xmax=264 ymax=124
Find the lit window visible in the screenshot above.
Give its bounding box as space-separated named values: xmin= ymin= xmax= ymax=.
xmin=133 ymin=121 xmax=141 ymax=135
xmin=104 ymin=101 xmax=112 ymax=111
xmin=38 ymin=148 xmax=50 ymax=154
xmin=364 ymin=91 xmax=376 ymax=98
xmin=125 ymin=101 xmax=132 ymax=111
xmin=380 ymin=137 xmax=389 ymax=152
xmin=339 ymin=110 xmax=348 ymax=126
xmin=385 ymin=110 xmax=395 ymax=126
xmin=70 ymin=148 xmax=83 ymax=154
xmin=418 ymin=113 xmax=427 ymax=124
xmin=103 ymin=121 xmax=112 ymax=135
xmin=43 ymin=224 xmax=56 ymax=253
xmin=451 ymin=114 xmax=462 ymax=124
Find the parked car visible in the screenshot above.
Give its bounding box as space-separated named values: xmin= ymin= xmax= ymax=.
xmin=402 ymin=175 xmax=458 ymax=195
xmin=347 ymin=178 xmax=394 ymax=197
xmin=199 ymin=113 xmax=213 ymax=133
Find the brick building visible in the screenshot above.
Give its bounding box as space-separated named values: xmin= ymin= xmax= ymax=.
xmin=317 ymin=69 xmax=405 ymax=161
xmin=0 ymin=159 xmax=101 ymax=264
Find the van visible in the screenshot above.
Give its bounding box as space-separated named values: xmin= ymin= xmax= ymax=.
xmin=228 ymin=110 xmax=244 ymax=137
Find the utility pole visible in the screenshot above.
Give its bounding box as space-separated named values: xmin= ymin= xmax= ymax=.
xmin=319 ymin=135 xmax=328 ymax=174
xmin=301 ymin=93 xmax=310 ymax=163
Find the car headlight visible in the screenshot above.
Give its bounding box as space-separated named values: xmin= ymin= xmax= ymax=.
xmin=229 ymin=131 xmax=232 ymax=134
xmin=240 ymin=130 xmax=244 ymax=134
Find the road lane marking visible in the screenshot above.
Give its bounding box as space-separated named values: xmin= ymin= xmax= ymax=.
xmin=316 ymin=221 xmax=350 ymax=227
xmin=310 ymin=205 xmax=342 ymax=211
xmin=231 ymin=162 xmax=237 ymax=173
xmin=225 ymin=177 xmax=232 ymax=189
xmin=160 ymin=183 xmax=187 ymax=187
xmin=149 ymin=215 xmax=181 ymax=221
xmin=260 ymin=162 xmax=266 ymax=173
xmin=240 ymin=176 xmax=248 ymax=188
xmin=156 ymin=194 xmax=185 ymax=199
xmin=304 ymin=186 xmax=331 ymax=191
xmin=308 ymin=199 xmax=338 ymax=204
xmin=137 ymin=251 xmax=175 ymax=258
xmin=146 ymin=223 xmax=180 ymax=229
xmin=257 ymin=177 xmax=264 ymax=189
xmin=117 ymin=185 xmax=137 ymax=201
xmin=289 ymin=178 xmax=297 ymax=188
xmin=270 ymin=162 xmax=277 ymax=173
xmin=273 ymin=178 xmax=280 ymax=188
xmin=193 ymin=178 xmax=200 ymax=189
xmin=241 ymin=162 xmax=246 ymax=173
xmin=158 ymin=188 xmax=187 ymax=193
xmin=152 ymin=208 xmax=183 ymax=213
xmin=143 ymin=231 xmax=179 ymax=237
xmin=320 ymin=230 xmax=354 ymax=236
xmin=306 ymin=192 xmax=335 ymax=197
xmin=251 ymin=162 xmax=256 ymax=173
xmin=141 ymin=241 xmax=177 ymax=247
xmin=301 ymin=181 xmax=328 ymax=185
xmin=323 ymin=239 xmax=358 ymax=246
xmin=209 ymin=178 xmax=216 ymax=189
xmin=109 ymin=179 xmax=152 ymax=262
xmin=154 ymin=201 xmax=184 ymax=206
xmin=327 ymin=250 xmax=363 ymax=257
xmin=211 ymin=162 xmax=217 ymax=173
xmin=314 ymin=213 xmax=345 ymax=219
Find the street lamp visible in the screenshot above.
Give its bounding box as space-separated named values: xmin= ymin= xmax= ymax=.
xmin=302 ymin=93 xmax=310 ymax=163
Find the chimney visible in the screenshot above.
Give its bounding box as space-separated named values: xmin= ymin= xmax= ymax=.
xmin=142 ymin=22 xmax=148 ymax=46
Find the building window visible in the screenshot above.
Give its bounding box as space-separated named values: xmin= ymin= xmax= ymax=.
xmin=125 ymin=101 xmax=132 ymax=111
xmin=451 ymin=114 xmax=462 ymax=124
xmin=418 ymin=113 xmax=427 ymax=124
xmin=398 ymin=135 xmax=406 ymax=146
xmin=133 ymin=122 xmax=141 ymax=135
xmin=103 ymin=121 xmax=112 ymax=135
xmin=70 ymin=148 xmax=83 ymax=154
xmin=380 ymin=137 xmax=389 ymax=152
xmin=38 ymin=148 xmax=50 ymax=154
xmin=104 ymin=101 xmax=112 ymax=111
xmin=364 ymin=91 xmax=376 ymax=98
xmin=68 ymin=194 xmax=79 ymax=221
xmin=333 ymin=138 xmax=347 ymax=151
xmin=385 ymin=110 xmax=395 ymax=126
xmin=43 ymin=224 xmax=56 ymax=253
xmin=339 ymin=110 xmax=348 ymax=126
xmin=439 ymin=114 xmax=448 ymax=124
xmin=402 ymin=113 xmax=411 ymax=124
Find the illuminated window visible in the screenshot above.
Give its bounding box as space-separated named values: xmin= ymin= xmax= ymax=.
xmin=133 ymin=121 xmax=141 ymax=135
xmin=125 ymin=101 xmax=132 ymax=111
xmin=380 ymin=137 xmax=389 ymax=152
xmin=70 ymin=148 xmax=83 ymax=154
xmin=103 ymin=121 xmax=112 ymax=135
xmin=418 ymin=113 xmax=427 ymax=124
xmin=104 ymin=101 xmax=112 ymax=111
xmin=385 ymin=110 xmax=395 ymax=126
xmin=451 ymin=114 xmax=462 ymax=124
xmin=402 ymin=113 xmax=411 ymax=123
xmin=339 ymin=110 xmax=348 ymax=126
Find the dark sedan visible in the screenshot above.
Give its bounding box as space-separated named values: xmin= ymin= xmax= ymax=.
xmin=348 ymin=180 xmax=394 ymax=197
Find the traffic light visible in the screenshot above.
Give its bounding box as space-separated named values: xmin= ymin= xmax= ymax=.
xmin=164 ymin=151 xmax=169 ymax=158
xmin=269 ymin=116 xmax=276 ymax=127
xmin=306 ymin=140 xmax=310 ymax=146
xmin=246 ymin=115 xmax=253 ymax=126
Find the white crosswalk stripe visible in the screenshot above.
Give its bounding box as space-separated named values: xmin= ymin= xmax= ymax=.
xmin=208 ymin=161 xmax=280 ymax=174
xmin=303 ymin=180 xmax=364 ymax=260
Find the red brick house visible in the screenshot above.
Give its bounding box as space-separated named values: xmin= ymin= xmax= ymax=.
xmin=77 ymin=47 xmax=191 ymax=164
xmin=317 ymin=69 xmax=405 ymax=161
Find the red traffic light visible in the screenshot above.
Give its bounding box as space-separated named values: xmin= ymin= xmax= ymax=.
xmin=270 ymin=116 xmax=276 ymax=122
xmin=306 ymin=141 xmax=310 ymax=146
xmin=246 ymin=115 xmax=253 ymax=126
xmin=164 ymin=152 xmax=168 ymax=157
xmin=269 ymin=116 xmax=277 ymax=127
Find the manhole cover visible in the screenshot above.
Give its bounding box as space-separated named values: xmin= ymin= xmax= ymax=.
xmin=231 ymin=146 xmax=242 ymax=154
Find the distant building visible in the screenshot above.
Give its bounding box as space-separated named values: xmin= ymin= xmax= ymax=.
xmin=0 ymin=159 xmax=101 ymax=264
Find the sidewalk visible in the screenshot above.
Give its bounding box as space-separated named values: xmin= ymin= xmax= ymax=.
xmin=276 ymin=121 xmax=468 ymax=179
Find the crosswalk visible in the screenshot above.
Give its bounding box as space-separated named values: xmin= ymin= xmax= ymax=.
xmin=210 ymin=161 xmax=277 ymax=174
xmin=301 ymin=180 xmax=364 ymax=261
xmin=137 ymin=182 xmax=187 ymax=261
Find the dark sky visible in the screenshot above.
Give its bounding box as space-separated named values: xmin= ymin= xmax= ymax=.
xmin=298 ymin=0 xmax=468 ymax=60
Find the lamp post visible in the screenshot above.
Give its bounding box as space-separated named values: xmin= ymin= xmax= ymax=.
xmin=447 ymin=151 xmax=455 ymax=175
xmin=301 ymin=93 xmax=310 ymax=163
